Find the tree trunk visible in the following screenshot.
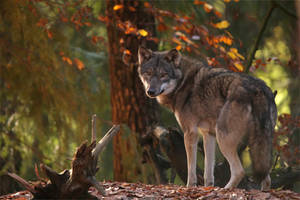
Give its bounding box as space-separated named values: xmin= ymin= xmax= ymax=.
xmin=106 ymin=0 xmax=167 ymax=184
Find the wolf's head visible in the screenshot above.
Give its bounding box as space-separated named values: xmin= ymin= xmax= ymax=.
xmin=137 ymin=47 xmax=182 ymax=98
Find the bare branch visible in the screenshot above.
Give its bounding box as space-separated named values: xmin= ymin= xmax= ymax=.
xmin=91 ymin=114 xmax=97 ymax=142
xmin=274 ymin=0 xmax=297 ymax=19
xmin=245 ymin=3 xmax=276 ymax=73
xmin=88 ymin=176 xmax=106 ymax=196
xmin=7 ymin=172 xmax=36 ymax=194
xmin=92 ymin=125 xmax=120 ymax=158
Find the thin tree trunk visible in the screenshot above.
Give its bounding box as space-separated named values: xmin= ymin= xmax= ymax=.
xmin=106 ymin=0 xmax=167 ymax=184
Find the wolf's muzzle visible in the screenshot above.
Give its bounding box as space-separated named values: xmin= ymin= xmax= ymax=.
xmin=147 ymin=88 xmax=164 ymax=98
xmin=147 ymin=89 xmax=156 ymax=97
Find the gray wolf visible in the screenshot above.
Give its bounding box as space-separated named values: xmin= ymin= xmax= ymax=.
xmin=137 ymin=47 xmax=277 ymax=190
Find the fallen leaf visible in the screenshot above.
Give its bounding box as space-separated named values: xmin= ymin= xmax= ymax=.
xmin=202 ymin=186 xmax=215 ymax=191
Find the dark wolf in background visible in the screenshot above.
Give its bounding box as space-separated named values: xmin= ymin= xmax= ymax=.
xmin=137 ymin=47 xmax=277 ymax=190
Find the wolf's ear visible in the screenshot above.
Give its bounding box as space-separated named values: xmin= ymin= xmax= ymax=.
xmin=138 ymin=47 xmax=152 ymax=65
xmin=165 ymin=48 xmax=181 ymax=67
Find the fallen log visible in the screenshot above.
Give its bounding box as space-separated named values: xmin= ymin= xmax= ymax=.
xmin=7 ymin=116 xmax=120 ymax=199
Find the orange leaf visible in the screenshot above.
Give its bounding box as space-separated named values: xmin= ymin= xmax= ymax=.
xmin=62 ymin=56 xmax=72 ymax=65
xmin=74 ymin=58 xmax=85 ymax=70
xmin=36 ymin=18 xmax=48 ymax=27
xmin=46 ymin=29 xmax=53 ymax=39
xmin=176 ymin=45 xmax=182 ymax=51
xmin=227 ymin=48 xmax=244 ymax=60
xmin=172 ymin=38 xmax=182 ymax=45
xmin=84 ymin=22 xmax=92 ymax=26
xmin=203 ymin=186 xmax=215 ymax=191
xmin=232 ymin=48 xmax=245 ymax=60
xmin=113 ymin=4 xmax=123 ymax=11
xmin=98 ymin=15 xmax=109 ymax=23
xmin=144 ymin=2 xmax=151 ymax=8
xmin=214 ymin=10 xmax=222 ymax=18
xmin=61 ymin=16 xmax=68 ymax=22
xmin=213 ymin=20 xmax=230 ymax=29
xmin=203 ymin=3 xmax=213 ymax=13
xmin=124 ymin=49 xmax=131 ymax=55
xmin=219 ymin=36 xmax=233 ymax=45
xmin=194 ymin=0 xmax=205 ymax=5
xmin=234 ymin=62 xmax=244 ymax=71
xmin=138 ymin=29 xmax=148 ymax=37
xmin=92 ymin=36 xmax=98 ymax=44
xmin=224 ymin=0 xmax=231 ymax=2
xmin=14 ymin=197 xmax=27 ymax=200
xmin=148 ymin=37 xmax=159 ymax=43
xmin=125 ymin=27 xmax=137 ymax=34
xmin=129 ymin=6 xmax=136 ymax=12
xmin=186 ymin=46 xmax=191 ymax=52
xmin=157 ymin=23 xmax=168 ymax=31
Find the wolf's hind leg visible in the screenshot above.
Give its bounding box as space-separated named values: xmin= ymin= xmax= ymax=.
xmin=217 ymin=142 xmax=245 ymax=189
xmin=203 ymin=133 xmax=216 ymax=186
xmin=216 ymin=101 xmax=252 ymax=188
xmin=184 ymin=131 xmax=199 ymax=187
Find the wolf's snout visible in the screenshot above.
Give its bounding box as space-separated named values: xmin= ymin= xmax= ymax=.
xmin=147 ymin=89 xmax=156 ymax=97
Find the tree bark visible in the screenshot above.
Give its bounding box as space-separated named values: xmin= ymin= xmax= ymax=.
xmin=106 ymin=0 xmax=167 ymax=184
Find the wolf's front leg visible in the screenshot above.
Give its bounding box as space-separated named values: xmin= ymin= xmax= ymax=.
xmin=203 ymin=133 xmax=216 ymax=186
xmin=184 ymin=131 xmax=199 ymax=187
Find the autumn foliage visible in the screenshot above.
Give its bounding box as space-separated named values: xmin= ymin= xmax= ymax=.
xmin=1 ymin=0 xmax=300 ymax=197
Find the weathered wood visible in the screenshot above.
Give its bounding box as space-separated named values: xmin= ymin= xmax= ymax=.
xmin=8 ymin=125 xmax=120 ymax=199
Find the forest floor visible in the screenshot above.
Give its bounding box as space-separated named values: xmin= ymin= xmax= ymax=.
xmin=1 ymin=181 xmax=300 ymax=200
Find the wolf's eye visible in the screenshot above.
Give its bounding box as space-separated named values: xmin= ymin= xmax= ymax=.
xmin=160 ymin=73 xmax=168 ymax=79
xmin=144 ymin=71 xmax=152 ymax=77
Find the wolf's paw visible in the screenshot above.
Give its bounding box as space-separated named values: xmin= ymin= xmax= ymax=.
xmin=204 ymin=181 xmax=214 ymax=187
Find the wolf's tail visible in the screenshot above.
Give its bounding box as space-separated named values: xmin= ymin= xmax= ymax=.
xmin=249 ymin=90 xmax=277 ymax=182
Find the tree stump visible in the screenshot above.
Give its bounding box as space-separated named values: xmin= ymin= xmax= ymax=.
xmin=8 ymin=123 xmax=120 ymax=199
